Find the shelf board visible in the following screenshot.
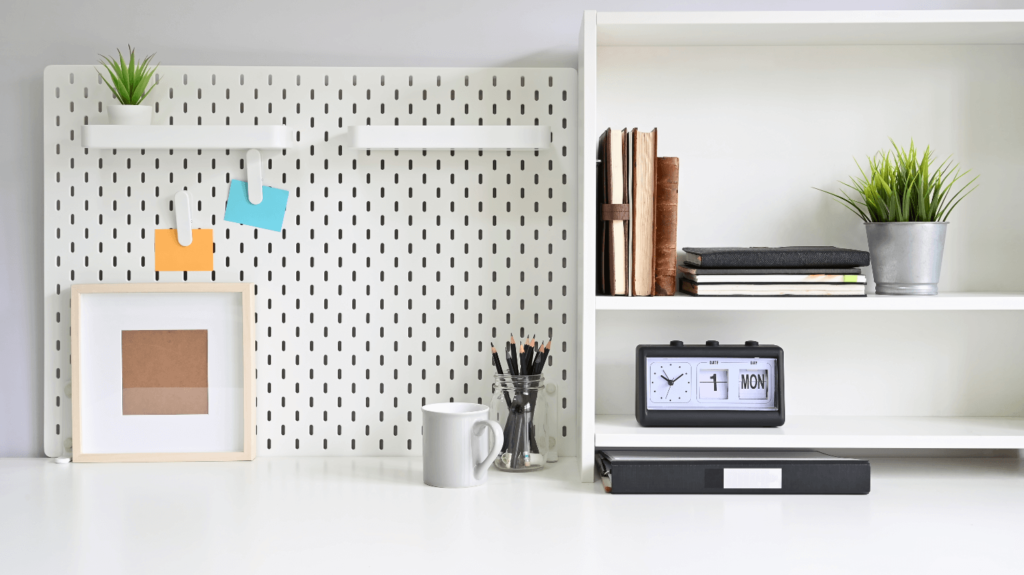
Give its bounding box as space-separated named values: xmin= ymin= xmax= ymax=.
xmin=340 ymin=125 xmax=550 ymax=150
xmin=595 ymin=414 xmax=1024 ymax=450
xmin=594 ymin=292 xmax=1024 ymax=312
xmin=81 ymin=125 xmax=291 ymax=150
xmin=596 ymin=10 xmax=1024 ymax=46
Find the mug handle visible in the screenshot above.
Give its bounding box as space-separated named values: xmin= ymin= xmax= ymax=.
xmin=472 ymin=419 xmax=504 ymax=480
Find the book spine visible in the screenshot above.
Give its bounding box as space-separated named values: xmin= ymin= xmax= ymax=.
xmin=624 ymin=128 xmax=632 ymax=297
xmin=653 ymin=157 xmax=679 ymax=296
xmin=630 ymin=129 xmax=656 ymax=296
xmin=597 ymin=129 xmax=608 ymax=295
xmin=601 ymin=128 xmax=628 ymax=295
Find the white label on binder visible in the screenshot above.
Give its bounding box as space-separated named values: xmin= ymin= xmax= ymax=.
xmin=723 ymin=468 xmax=782 ymax=489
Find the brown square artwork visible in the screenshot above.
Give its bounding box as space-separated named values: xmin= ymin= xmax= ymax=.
xmin=121 ymin=330 xmax=209 ymax=415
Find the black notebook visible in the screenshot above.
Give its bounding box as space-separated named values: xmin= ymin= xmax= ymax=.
xmin=597 ymin=450 xmax=871 ymax=494
xmin=682 ymin=247 xmax=870 ymax=269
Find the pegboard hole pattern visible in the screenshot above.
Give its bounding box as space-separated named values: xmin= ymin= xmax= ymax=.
xmin=43 ymin=66 xmax=578 ymax=457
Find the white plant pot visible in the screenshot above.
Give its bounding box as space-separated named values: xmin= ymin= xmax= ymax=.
xmin=107 ymin=105 xmax=153 ymax=126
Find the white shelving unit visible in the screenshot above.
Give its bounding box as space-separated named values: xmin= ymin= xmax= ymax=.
xmin=81 ymin=125 xmax=291 ymax=149
xmin=575 ymin=10 xmax=1024 ymax=482
xmin=340 ymin=125 xmax=550 ymax=150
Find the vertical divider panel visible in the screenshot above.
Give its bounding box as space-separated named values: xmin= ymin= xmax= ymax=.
xmin=577 ymin=12 xmax=599 ymax=482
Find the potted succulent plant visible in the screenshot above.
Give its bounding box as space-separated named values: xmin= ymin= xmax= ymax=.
xmin=818 ymin=139 xmax=978 ymax=295
xmin=97 ymin=46 xmax=158 ymax=125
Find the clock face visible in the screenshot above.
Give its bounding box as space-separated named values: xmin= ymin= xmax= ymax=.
xmin=647 ymin=360 xmax=691 ymax=404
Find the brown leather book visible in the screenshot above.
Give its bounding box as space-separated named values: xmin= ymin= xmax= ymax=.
xmin=654 ymin=157 xmax=679 ymax=296
xmin=630 ymin=128 xmax=657 ymax=296
xmin=598 ymin=128 xmax=629 ymax=295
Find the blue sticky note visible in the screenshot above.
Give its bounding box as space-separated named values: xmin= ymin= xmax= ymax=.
xmin=223 ymin=179 xmax=289 ymax=232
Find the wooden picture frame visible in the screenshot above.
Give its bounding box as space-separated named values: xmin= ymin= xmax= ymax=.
xmin=71 ymin=283 xmax=255 ymax=462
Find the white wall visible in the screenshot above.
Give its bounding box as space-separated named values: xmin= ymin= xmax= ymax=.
xmin=2 ymin=0 xmax=1022 ymax=456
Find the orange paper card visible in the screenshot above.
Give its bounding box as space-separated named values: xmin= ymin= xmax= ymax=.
xmin=154 ymin=229 xmax=214 ymax=271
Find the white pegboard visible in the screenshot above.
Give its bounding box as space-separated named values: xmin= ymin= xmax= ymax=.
xmin=42 ymin=66 xmax=577 ymax=457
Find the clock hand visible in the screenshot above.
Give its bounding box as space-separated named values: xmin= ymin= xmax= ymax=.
xmin=669 ymin=373 xmax=684 ymax=383
xmin=660 ymin=374 xmax=673 ymax=385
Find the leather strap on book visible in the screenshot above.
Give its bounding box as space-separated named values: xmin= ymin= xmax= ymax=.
xmin=600 ymin=204 xmax=631 ymax=221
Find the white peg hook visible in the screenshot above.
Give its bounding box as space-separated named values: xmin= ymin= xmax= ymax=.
xmin=174 ymin=189 xmax=193 ymax=247
xmin=246 ymin=149 xmax=263 ymax=205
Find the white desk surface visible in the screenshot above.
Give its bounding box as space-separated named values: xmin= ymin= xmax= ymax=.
xmin=1 ymin=457 xmax=1022 ymax=574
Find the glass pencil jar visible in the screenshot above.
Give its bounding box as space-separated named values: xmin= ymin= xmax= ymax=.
xmin=490 ymin=374 xmax=549 ymax=472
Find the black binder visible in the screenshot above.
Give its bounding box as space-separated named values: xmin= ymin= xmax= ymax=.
xmin=596 ymin=450 xmax=870 ymax=495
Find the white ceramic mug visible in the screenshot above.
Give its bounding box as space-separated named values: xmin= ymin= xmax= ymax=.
xmin=422 ymin=402 xmax=503 ymax=488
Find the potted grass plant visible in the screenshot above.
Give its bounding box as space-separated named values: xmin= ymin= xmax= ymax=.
xmin=818 ymin=139 xmax=978 ymax=295
xmin=97 ymin=46 xmax=158 ymax=125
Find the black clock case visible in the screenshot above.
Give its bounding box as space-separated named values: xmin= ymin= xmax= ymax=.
xmin=635 ymin=343 xmax=785 ymax=427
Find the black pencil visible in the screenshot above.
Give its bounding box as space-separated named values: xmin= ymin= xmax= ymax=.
xmin=506 ymin=339 xmax=518 ymax=376
xmin=491 ymin=343 xmax=504 ymax=375
xmin=536 ymin=340 xmax=551 ymax=375
xmin=493 ymin=343 xmax=514 ymax=416
xmin=530 ymin=339 xmax=546 ymax=375
xmin=524 ymin=333 xmax=532 ymax=374
xmin=531 ymin=338 xmax=539 ymax=374
xmin=519 ymin=344 xmax=528 ymax=379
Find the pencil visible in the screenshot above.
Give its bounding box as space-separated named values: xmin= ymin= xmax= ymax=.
xmin=493 ymin=343 xmax=513 ymax=413
xmin=524 ymin=337 xmax=534 ymax=375
xmin=536 ymin=340 xmax=551 ymax=375
xmin=506 ymin=339 xmax=518 ymax=376
xmin=491 ymin=343 xmax=504 ymax=375
xmin=519 ymin=344 xmax=528 ymax=379
xmin=531 ymin=338 xmax=539 ymax=374
xmin=530 ymin=339 xmax=546 ymax=375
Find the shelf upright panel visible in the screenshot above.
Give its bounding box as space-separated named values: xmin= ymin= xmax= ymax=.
xmin=577 ymin=10 xmax=599 ymax=483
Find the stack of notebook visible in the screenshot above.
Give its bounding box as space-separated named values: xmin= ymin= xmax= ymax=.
xmin=597 ymin=127 xmax=679 ymax=297
xmin=679 ymin=247 xmax=870 ymax=297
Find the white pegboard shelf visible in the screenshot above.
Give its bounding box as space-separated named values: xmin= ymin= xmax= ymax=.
xmin=81 ymin=125 xmax=291 ymax=150
xmin=341 ymin=125 xmax=550 ymax=150
xmin=594 ymin=415 xmax=1024 ymax=449
xmin=594 ymin=293 xmax=1024 ymax=312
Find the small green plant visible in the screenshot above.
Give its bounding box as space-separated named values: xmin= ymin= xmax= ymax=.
xmin=96 ymin=46 xmax=158 ymax=106
xmin=817 ymin=139 xmax=978 ymax=223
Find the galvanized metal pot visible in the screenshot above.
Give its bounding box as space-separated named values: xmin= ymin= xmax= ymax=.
xmin=864 ymin=222 xmax=947 ymax=295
